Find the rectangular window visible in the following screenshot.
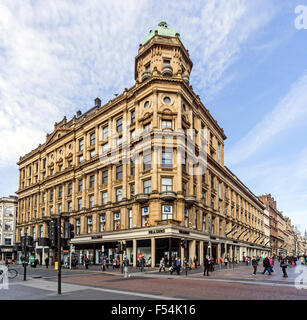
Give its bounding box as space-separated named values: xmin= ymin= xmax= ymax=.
xmin=131 ymin=110 xmax=135 ymax=124
xmin=114 ymin=212 xmax=120 ymax=230
xmin=42 ymin=208 xmax=45 ymax=217
xmin=143 ymin=179 xmax=151 ymax=194
xmin=162 ymin=151 xmax=172 ymax=168
xmin=116 ymin=188 xmax=122 ymax=202
xmin=40 ymin=225 xmax=43 ymax=238
xmin=102 ymin=143 xmax=109 ymax=153
xmin=201 ymin=190 xmax=206 ymax=203
xmin=89 ymin=195 xmax=94 ymax=208
xmin=32 ymin=227 xmax=36 ymax=240
xmin=218 ymin=142 xmax=221 ymax=163
xmin=50 ymin=189 xmax=53 ymax=201
xmin=43 ymin=159 xmax=46 ymax=169
xmin=142 ymin=207 xmax=149 ymax=227
xmin=89 ymin=175 xmax=95 ymax=188
xmin=68 ymin=160 xmax=73 ymax=167
xmin=143 ymin=122 xmax=151 ymax=133
xmin=116 ymin=165 xmax=123 ymax=180
xmin=78 ymin=198 xmax=82 ymax=211
xmin=90 ymin=132 xmax=95 ymax=146
xmin=42 ymin=192 xmax=45 ymax=203
xmin=102 ymin=170 xmax=108 ymax=184
xmin=50 ymin=206 xmax=53 ymax=216
xmin=102 ymin=126 xmax=108 ymax=140
xmin=184 ymin=208 xmax=189 ymax=227
xmin=162 ymin=120 xmax=172 ymax=129
xmin=58 ymin=203 xmax=62 ymax=214
xmin=100 ymin=215 xmax=106 ymax=232
xmin=182 ymin=181 xmax=187 ymax=196
xmin=90 ymin=149 xmax=95 ymax=159
xmin=87 ymin=217 xmax=92 ymax=233
xmin=161 ymin=177 xmax=172 ymax=192
xmin=79 ymin=155 xmax=84 ymax=163
xmin=102 ymin=191 xmax=108 ymax=205
xmin=131 ymin=129 xmax=135 ymax=140
xmin=68 ymin=182 xmax=73 ymax=195
xmin=78 ymin=180 xmax=83 ymax=192
xmin=130 ymin=184 xmax=135 ymax=197
xmin=117 ymin=118 xmax=123 ymax=132
xmin=163 ymin=59 xmax=171 ymax=67
xmin=65 ymin=201 xmax=71 ymax=213
xmin=129 ymin=161 xmax=135 ymax=176
xmin=79 ymin=139 xmax=84 ymax=151
xmin=76 ymin=219 xmax=81 ymax=235
xmin=202 ymin=214 xmax=206 ymax=232
xmin=143 ymin=153 xmax=151 ymax=170
xmin=116 ymin=136 xmax=122 ymax=147
xmin=129 ymin=209 xmax=133 ymax=229
xmin=58 ymin=186 xmax=63 ymax=199
xmin=162 ymin=205 xmax=173 ymax=220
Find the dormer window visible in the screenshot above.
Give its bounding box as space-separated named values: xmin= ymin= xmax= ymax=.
xmin=145 ymin=63 xmax=150 ymax=72
xmin=163 ymin=59 xmax=171 ymax=67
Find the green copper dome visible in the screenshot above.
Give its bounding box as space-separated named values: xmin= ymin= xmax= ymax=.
xmin=142 ymin=21 xmax=180 ymax=45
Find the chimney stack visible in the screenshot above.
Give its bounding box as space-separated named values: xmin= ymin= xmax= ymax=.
xmin=95 ymin=97 xmax=101 ymax=107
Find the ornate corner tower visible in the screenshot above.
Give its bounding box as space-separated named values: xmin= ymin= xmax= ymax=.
xmin=135 ymin=21 xmax=193 ymax=84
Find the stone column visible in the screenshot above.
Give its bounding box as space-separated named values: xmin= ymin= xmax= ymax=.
xmin=133 ymin=239 xmax=137 ymax=267
xmin=151 ymin=237 xmax=156 ymax=268
xmin=189 ymin=240 xmax=196 ymax=261
xmin=224 ymin=243 xmax=228 ymax=259
xmin=199 ymin=240 xmax=204 ymax=266
xmin=217 ymin=243 xmax=221 ymax=261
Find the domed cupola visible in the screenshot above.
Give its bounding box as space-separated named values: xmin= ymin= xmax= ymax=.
xmin=135 ymin=21 xmax=193 ymax=84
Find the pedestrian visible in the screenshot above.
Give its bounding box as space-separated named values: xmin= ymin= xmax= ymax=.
xmin=123 ymin=256 xmax=129 ymax=278
xmin=245 ymin=256 xmax=249 ymax=266
xmin=203 ymin=255 xmax=210 ymax=276
xmin=170 ymin=258 xmax=176 ymax=275
xmin=300 ymin=256 xmax=305 ymax=265
xmin=176 ymin=257 xmax=181 ymax=275
xmin=251 ymin=256 xmax=258 ymax=275
xmin=194 ymin=257 xmax=198 ymax=269
xmin=262 ymin=256 xmax=272 ymax=275
xmin=280 ymin=256 xmax=288 ymax=278
xmin=141 ymin=256 xmax=145 ymax=272
xmin=85 ymin=257 xmax=89 ymax=269
xmin=159 ymin=257 xmax=166 ymax=272
xmin=189 ymin=258 xmax=192 ymax=270
xmin=113 ymin=258 xmax=116 ymax=269
xmin=224 ymin=257 xmax=228 ymax=267
xmin=102 ymin=257 xmax=106 ymax=271
xmin=45 ymin=257 xmax=49 ymax=269
xmin=210 ymin=257 xmax=215 ymax=272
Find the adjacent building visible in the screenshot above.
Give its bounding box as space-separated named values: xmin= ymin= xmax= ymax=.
xmin=16 ymin=21 xmax=270 ymax=266
xmin=0 ymin=196 xmax=17 ymax=261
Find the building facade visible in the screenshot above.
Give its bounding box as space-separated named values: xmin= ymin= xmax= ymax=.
xmin=0 ymin=196 xmax=17 ymax=261
xmin=16 ymin=21 xmax=270 ymax=266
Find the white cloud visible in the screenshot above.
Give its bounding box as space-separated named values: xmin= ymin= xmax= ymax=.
xmin=0 ymin=0 xmax=275 ymax=168
xmin=226 ymin=71 xmax=307 ymax=166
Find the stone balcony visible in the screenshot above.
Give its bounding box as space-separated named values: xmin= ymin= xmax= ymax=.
xmin=135 ymin=193 xmax=150 ymax=203
xmin=141 ymin=70 xmax=151 ymax=81
xmin=161 ymin=65 xmax=173 ymax=77
xmin=185 ymin=195 xmax=196 ymax=206
xmin=160 ymin=191 xmax=176 ymax=201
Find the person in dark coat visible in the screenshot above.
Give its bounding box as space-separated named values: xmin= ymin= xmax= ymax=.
xmin=45 ymin=257 xmax=49 ymax=268
xmin=262 ymin=256 xmax=272 ymax=275
xmin=203 ymin=255 xmax=210 ymax=276
xmin=280 ymin=256 xmax=288 ymax=277
xmin=251 ymin=256 xmax=258 ymax=275
xmin=85 ymin=257 xmax=89 ymax=269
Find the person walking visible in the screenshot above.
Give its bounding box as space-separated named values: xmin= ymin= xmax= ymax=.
xmin=176 ymin=257 xmax=181 ymax=275
xmin=203 ymin=255 xmax=210 ymax=276
xmin=45 ymin=257 xmax=49 ymax=269
xmin=194 ymin=257 xmax=198 ymax=269
xmin=251 ymin=256 xmax=258 ymax=275
xmin=262 ymin=256 xmax=272 ymax=275
xmin=280 ymin=256 xmax=288 ymax=277
xmin=102 ymin=257 xmax=106 ymax=271
xmin=141 ymin=256 xmax=146 ymax=272
xmin=123 ymin=256 xmax=129 ymax=278
xmin=159 ymin=257 xmax=166 ymax=272
xmin=85 ymin=257 xmax=89 ymax=269
xmin=245 ymin=256 xmax=249 ymax=266
xmin=224 ymin=257 xmax=228 ymax=267
xmin=269 ymin=257 xmax=274 ymax=273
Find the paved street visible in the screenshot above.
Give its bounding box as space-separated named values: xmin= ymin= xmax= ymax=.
xmin=0 ymin=262 xmax=306 ymax=300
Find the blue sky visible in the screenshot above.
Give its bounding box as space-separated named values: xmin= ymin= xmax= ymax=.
xmin=0 ymin=0 xmax=306 ymax=232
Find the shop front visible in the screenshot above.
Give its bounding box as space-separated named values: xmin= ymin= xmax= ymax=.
xmin=0 ymin=246 xmax=15 ymax=261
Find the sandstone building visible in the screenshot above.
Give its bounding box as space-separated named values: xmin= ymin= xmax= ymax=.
xmin=16 ymin=21 xmax=270 ymax=266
